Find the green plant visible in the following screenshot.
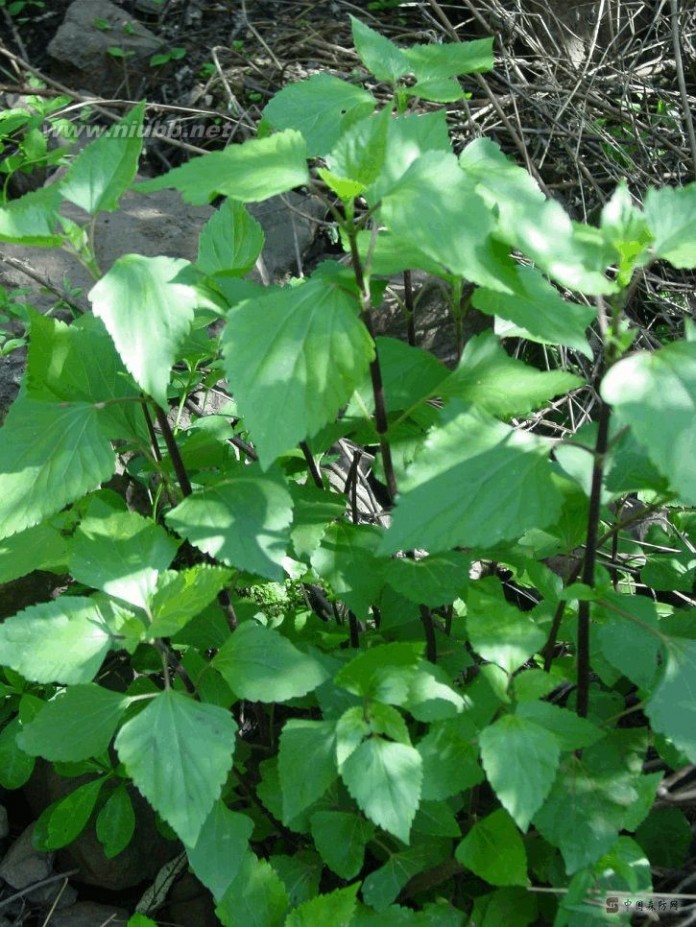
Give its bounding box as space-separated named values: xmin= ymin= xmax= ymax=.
xmin=0 ymin=0 xmax=44 ymax=21
xmin=198 ymin=61 xmax=216 ymax=80
xmin=0 ymin=91 xmax=74 ymax=202
xmin=150 ymin=46 xmax=186 ymax=68
xmin=0 ymin=285 xmax=32 ymax=355
xmin=0 ymin=15 xmax=695 ymax=927
xmin=107 ymin=46 xmax=136 ymax=60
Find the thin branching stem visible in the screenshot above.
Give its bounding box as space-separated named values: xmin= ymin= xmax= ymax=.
xmin=346 ymin=225 xmax=398 ymax=503
xmin=154 ymin=404 xmax=192 ymax=497
xmin=576 ymin=397 xmax=611 ymax=717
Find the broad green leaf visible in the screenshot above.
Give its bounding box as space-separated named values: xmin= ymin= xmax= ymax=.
xmin=96 ymin=785 xmax=135 ymax=858
xmin=600 ymin=182 xmax=653 ymax=284
xmin=324 ymin=106 xmax=391 ymax=191
xmin=59 ymin=102 xmax=145 ymax=213
xmin=127 ymin=917 xmax=157 ymax=927
xmin=384 ymin=552 xmax=470 ymax=607
xmin=270 ymin=851 xmax=323 ymax=906
xmin=480 ymin=715 xmax=559 ymax=831
xmin=468 ymin=889 xmax=538 ymax=927
xmin=560 ymin=836 xmax=651 ymax=925
xmin=604 ymin=426 xmax=671 ymax=495
xmin=410 ymin=78 xmax=474 ymax=105
xmin=352 ymin=902 xmax=464 ymax=927
xmin=0 ymin=718 xmax=34 ymax=789
xmin=17 ymin=684 xmax=127 ymax=761
xmin=595 ymin=593 xmax=660 ymax=690
xmin=136 ymin=130 xmax=309 ymax=204
xmin=0 ymin=185 xmax=63 ymax=245
xmin=456 ymin=809 xmax=527 ymax=886
xmin=285 ymin=884 xmax=359 ymax=927
xmin=255 ymin=758 xmax=285 ymax=826
xmin=635 ymin=807 xmax=692 ymax=869
xmin=90 ymin=255 xmax=201 ymax=408
xmin=71 ymin=505 xmax=179 ymax=610
xmin=0 ymin=597 xmax=115 ymax=684
xmin=222 ymin=270 xmax=373 ymax=467
xmin=196 ymin=199 xmax=264 ymax=277
xmin=601 ymin=342 xmax=696 ymax=504
xmin=212 ymin=621 xmax=328 ymax=703
xmin=533 ymin=753 xmax=634 ymax=873
xmin=0 ymin=399 xmax=115 ymax=540
xmin=402 ymin=663 xmax=466 ymax=721
xmin=380 ymin=152 xmax=517 ymax=292
xmin=644 ymin=183 xmax=696 ymax=268
xmin=317 ymin=170 xmax=365 ymax=201
xmin=216 ymin=853 xmax=289 ymax=927
xmin=350 ymin=336 xmax=448 ymax=416
xmin=473 ymin=266 xmax=595 ymax=359
xmin=336 ymin=707 xmax=370 ymax=767
xmin=288 ymin=484 xmax=345 ymax=561
xmin=186 ymin=801 xmax=253 ymax=901
xmin=466 ymin=578 xmax=546 ymax=673
xmin=413 ymin=801 xmax=460 ymax=837
xmin=362 ymin=839 xmax=450 ymax=911
xmin=278 ymin=720 xmax=338 ymax=824
xmin=334 ymin=642 xmax=423 ymax=699
xmin=368 ymin=703 xmax=411 ymax=744
xmin=439 ymin=332 xmax=583 ymax=417
xmin=263 ymin=74 xmax=375 ymax=157
xmin=515 ymin=701 xmax=603 ymax=751
xmin=35 ymin=778 xmax=104 ymax=850
xmin=641 ymin=548 xmax=696 ymax=593
xmin=404 ymin=38 xmax=494 ymax=80
xmin=460 ymin=138 xmax=616 ymax=294
xmin=351 ymin=224 xmax=445 ymax=278
xmin=0 ymin=518 xmax=70 ymax=585
xmin=311 ymin=522 xmax=386 ymax=617
xmin=180 ymin=649 xmax=234 ymax=709
xmin=645 ymin=637 xmax=696 ymax=761
xmin=367 ymin=110 xmax=450 ymax=204
xmin=149 ymin=566 xmax=232 ymax=637
xmin=115 ymin=689 xmax=237 ymax=847
xmin=166 ymin=466 xmax=293 ymax=581
xmin=350 ymin=16 xmax=411 ymax=83
xmin=340 ymin=737 xmax=422 ymax=843
xmin=417 ymin=717 xmax=484 ymax=801
xmin=310 ymin=810 xmax=374 ymax=879
xmin=26 ymin=314 xmax=147 ymax=444
xmin=413 ymin=801 xmax=461 ymax=838
xmin=381 ymin=405 xmax=561 ymax=554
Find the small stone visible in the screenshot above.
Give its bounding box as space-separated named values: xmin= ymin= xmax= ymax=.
xmin=0 ymin=823 xmax=54 ymax=889
xmin=48 ymin=0 xmax=162 ymax=95
xmin=133 ymin=0 xmax=164 ymax=14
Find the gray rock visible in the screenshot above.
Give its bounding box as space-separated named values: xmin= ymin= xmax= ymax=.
xmin=0 ymin=823 xmax=53 ymax=889
xmin=48 ymin=0 xmax=162 ymax=95
xmin=133 ymin=0 xmax=165 ymax=14
xmin=248 ymin=192 xmax=326 ymax=281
